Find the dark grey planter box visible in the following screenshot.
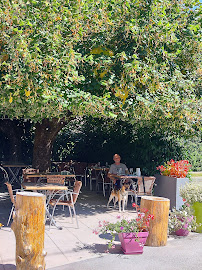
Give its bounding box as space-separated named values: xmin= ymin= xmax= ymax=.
xmin=154 ymin=174 xmax=189 ymax=210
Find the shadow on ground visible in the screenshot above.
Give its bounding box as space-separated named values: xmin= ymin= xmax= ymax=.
xmin=72 ymin=242 xmax=122 ymax=255
xmin=0 ymin=264 xmax=16 ymax=270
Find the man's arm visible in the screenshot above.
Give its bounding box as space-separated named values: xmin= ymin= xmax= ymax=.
xmin=108 ymin=165 xmax=119 ymax=183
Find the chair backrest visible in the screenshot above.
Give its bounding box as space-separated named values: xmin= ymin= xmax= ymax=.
xmin=0 ymin=166 xmax=9 ymax=182
xmin=22 ymin=168 xmax=39 ymax=182
xmin=73 ymin=162 xmax=88 ymax=175
xmin=56 ymin=162 xmax=71 ymax=172
xmin=137 ymin=177 xmax=156 ymax=195
xmin=47 ymin=175 xmax=66 ymax=185
xmin=5 ymin=182 xmax=16 ymax=207
xmin=22 ymin=168 xmax=39 ymax=174
xmin=101 ymin=169 xmax=111 ymax=183
xmin=72 ymin=181 xmax=82 ymax=204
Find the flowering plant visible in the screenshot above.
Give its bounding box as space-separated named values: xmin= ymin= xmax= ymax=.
xmin=93 ymin=204 xmax=154 ymax=249
xmin=180 ymin=182 xmax=202 ymax=204
xmin=156 ymin=159 xmax=191 ymax=178
xmin=168 ymin=203 xmax=199 ymax=234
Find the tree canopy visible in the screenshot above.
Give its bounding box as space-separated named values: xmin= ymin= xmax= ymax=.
xmin=0 ymin=0 xmax=201 ymax=135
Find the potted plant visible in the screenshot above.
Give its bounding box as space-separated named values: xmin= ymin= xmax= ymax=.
xmin=168 ymin=204 xmax=199 ymax=236
xmin=93 ymin=205 xmax=154 ymax=254
xmin=154 ymin=159 xmax=191 ymax=209
xmin=180 ymin=182 xmax=202 ymax=233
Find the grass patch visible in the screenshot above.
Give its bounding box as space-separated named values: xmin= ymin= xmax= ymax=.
xmin=190 ymin=172 xmax=202 ymax=177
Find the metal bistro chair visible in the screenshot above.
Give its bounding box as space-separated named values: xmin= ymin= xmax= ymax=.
xmin=96 ymin=169 xmax=112 ymax=197
xmin=49 ymin=181 xmax=82 ymax=228
xmin=46 ymin=175 xmax=66 ymax=185
xmin=0 ymin=165 xmax=9 ymax=185
xmin=4 ymin=182 xmax=20 ymax=226
xmin=132 ymin=176 xmax=156 ymax=210
xmin=125 ymin=179 xmax=138 ymax=207
xmin=22 ymin=167 xmax=40 ymax=183
xmin=73 ymin=162 xmax=88 ymax=186
xmin=137 ymin=176 xmax=156 ymax=196
xmin=46 ymin=174 xmax=67 ymax=207
xmin=88 ymin=164 xmax=99 ymax=191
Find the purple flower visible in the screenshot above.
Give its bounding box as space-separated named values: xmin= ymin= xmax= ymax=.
xmin=120 ymin=227 xmax=124 ymax=230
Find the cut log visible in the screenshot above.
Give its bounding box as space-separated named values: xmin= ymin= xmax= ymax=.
xmin=140 ymin=196 xmax=170 ymax=247
xmin=11 ymin=192 xmax=46 ymax=270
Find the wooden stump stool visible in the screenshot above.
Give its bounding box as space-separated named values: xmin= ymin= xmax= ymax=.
xmin=140 ymin=196 xmax=170 ymax=247
xmin=11 ymin=192 xmax=46 ymax=270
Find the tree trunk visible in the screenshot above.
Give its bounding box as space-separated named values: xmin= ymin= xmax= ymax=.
xmin=11 ymin=192 xmax=46 ymax=270
xmin=140 ymin=196 xmax=170 ymax=247
xmin=0 ymin=119 xmax=22 ymax=162
xmin=32 ymin=118 xmax=68 ymax=172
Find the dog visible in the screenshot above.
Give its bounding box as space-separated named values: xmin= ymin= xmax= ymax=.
xmin=107 ymin=183 xmax=130 ymax=212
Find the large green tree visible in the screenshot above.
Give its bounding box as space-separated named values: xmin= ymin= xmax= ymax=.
xmin=0 ymin=0 xmax=201 ymax=171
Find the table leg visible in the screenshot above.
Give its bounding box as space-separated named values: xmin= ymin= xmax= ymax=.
xmin=46 ymin=190 xmax=63 ymax=230
xmin=7 ymin=167 xmax=21 ymax=184
xmin=45 ymin=206 xmax=62 ymax=230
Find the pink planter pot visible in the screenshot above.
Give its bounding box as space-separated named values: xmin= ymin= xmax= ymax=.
xmin=175 ymin=217 xmax=192 ymax=236
xmin=118 ymin=232 xmax=149 ymax=254
xmin=175 ymin=228 xmax=189 ymax=236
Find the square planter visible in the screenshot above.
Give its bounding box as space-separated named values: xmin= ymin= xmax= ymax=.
xmin=193 ymin=202 xmax=202 ymax=233
xmin=154 ymin=174 xmax=189 ymax=210
xmin=118 ymin=232 xmax=149 ymax=254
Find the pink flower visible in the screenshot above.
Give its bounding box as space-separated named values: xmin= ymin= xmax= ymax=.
xmin=185 ymin=203 xmax=190 ymax=207
xmin=116 ymin=215 xmax=121 ymax=219
xmin=111 ymin=245 xmax=115 ymax=249
xmin=93 ymin=229 xmax=98 ymax=235
xmin=105 ymin=249 xmax=109 ymax=253
xmin=139 ymin=212 xmax=145 ymax=218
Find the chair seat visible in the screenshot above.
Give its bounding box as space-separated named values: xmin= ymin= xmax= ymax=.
xmin=127 ymin=190 xmax=136 ymax=194
xmin=138 ymin=192 xmax=152 ymax=196
xmin=49 ymin=199 xmax=73 ymax=207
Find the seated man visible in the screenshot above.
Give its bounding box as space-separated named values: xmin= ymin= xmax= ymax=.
xmin=108 ymin=154 xmax=132 ymax=190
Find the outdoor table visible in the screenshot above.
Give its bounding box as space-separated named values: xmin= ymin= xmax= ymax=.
xmin=112 ymin=174 xmax=139 ymax=183
xmin=23 ymin=173 xmax=76 ymax=183
xmin=21 ymin=182 xmax=68 ymax=230
xmin=3 ymin=164 xmax=28 ymax=185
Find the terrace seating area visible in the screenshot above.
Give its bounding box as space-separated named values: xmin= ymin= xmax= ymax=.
xmin=0 ymin=161 xmax=157 ymax=231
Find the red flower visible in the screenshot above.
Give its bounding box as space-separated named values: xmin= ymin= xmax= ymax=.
xmin=132 ymin=203 xmax=137 ymax=208
xmin=157 ymin=159 xmax=191 ymax=178
xmin=182 ymin=198 xmax=186 ymax=202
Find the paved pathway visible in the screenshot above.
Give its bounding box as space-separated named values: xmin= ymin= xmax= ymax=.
xmin=0 ymin=184 xmax=202 ymax=270
xmin=0 ymin=185 xmax=136 ymax=269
